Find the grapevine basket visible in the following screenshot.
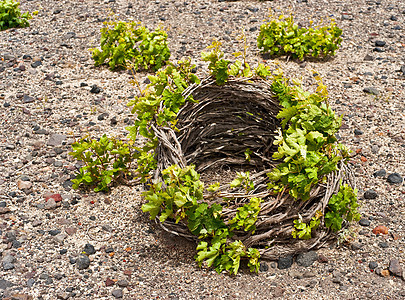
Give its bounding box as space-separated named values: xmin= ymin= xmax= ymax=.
xmin=151 ymin=77 xmax=355 ymax=260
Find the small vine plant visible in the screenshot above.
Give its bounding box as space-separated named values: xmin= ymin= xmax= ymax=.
xmin=257 ymin=13 xmax=342 ymax=59
xmin=91 ymin=20 xmax=171 ymax=71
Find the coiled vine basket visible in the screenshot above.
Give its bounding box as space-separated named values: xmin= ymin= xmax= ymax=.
xmin=150 ymin=77 xmax=355 ymax=260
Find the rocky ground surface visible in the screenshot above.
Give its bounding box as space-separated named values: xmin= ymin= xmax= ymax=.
xmin=1 ymin=0 xmax=405 ymax=299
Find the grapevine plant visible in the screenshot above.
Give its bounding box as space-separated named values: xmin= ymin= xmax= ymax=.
xmin=0 ymin=0 xmax=32 ymax=30
xmin=71 ymin=34 xmax=359 ymax=274
xmin=69 ymin=135 xmax=137 ymax=192
xmin=91 ymin=20 xmax=171 ymax=71
xmin=257 ymin=14 xmax=342 ymax=59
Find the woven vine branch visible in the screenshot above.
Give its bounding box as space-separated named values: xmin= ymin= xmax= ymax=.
xmin=151 ymin=77 xmax=356 ymax=260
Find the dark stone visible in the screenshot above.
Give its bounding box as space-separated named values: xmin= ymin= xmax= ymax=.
xmin=112 ymin=289 xmax=123 ymax=298
xmin=390 ymin=15 xmax=398 ymax=21
xmin=65 ymin=32 xmax=76 ymax=39
xmin=259 ymin=262 xmax=269 ymax=272
xmin=359 ymin=218 xmax=370 ymax=226
xmin=351 ymin=242 xmax=363 ymax=250
xmin=364 ymin=54 xmax=374 ymax=61
xmin=98 ymin=113 xmax=109 ymax=121
xmin=23 ymin=94 xmax=35 ymax=103
xmin=54 ymin=161 xmax=63 ymax=167
xmin=117 ymin=279 xmax=129 ymax=287
xmin=27 ymin=278 xmax=35 ymax=288
xmin=5 ymin=231 xmax=16 ymax=242
xmin=60 ymin=249 xmax=67 ymax=255
xmin=389 ymin=259 xmax=402 ymax=277
xmin=69 ymin=257 xmax=76 ymax=264
xmin=354 ymin=129 xmax=363 ymax=135
xmin=0 ymin=279 xmax=14 ymax=290
xmin=20 ymin=175 xmax=30 ymax=181
xmin=0 ymin=201 xmax=6 ymax=207
xmin=45 ymin=277 xmax=54 ymax=284
xmin=12 ymin=239 xmax=22 ymax=248
xmin=378 ymin=241 xmax=389 ymax=248
xmin=105 ymin=247 xmax=114 ymax=253
xmin=375 ymin=40 xmax=386 ymax=47
xmin=364 ymin=189 xmax=378 ymax=199
xmin=3 ymin=102 xmax=10 ymax=107
xmin=2 ymin=256 xmax=15 ymax=269
xmin=369 ymin=261 xmax=378 ymax=270
xmin=90 ymin=85 xmax=102 ymax=94
xmin=373 ymin=169 xmax=386 ymax=177
xmin=400 ymin=65 xmax=405 ymax=76
xmin=62 ymin=180 xmax=73 ymax=191
xmin=248 ymin=7 xmax=259 ymax=13
xmin=49 ymin=229 xmax=61 ymax=236
xmin=80 ymin=82 xmax=88 ymax=87
xmin=76 ymin=254 xmax=90 ymax=270
xmin=110 ymin=117 xmax=117 ymax=125
xmin=83 ymin=243 xmax=96 ymax=255
xmin=393 ymin=25 xmax=401 ymax=30
xmin=277 ymin=255 xmax=293 ymax=269
xmin=387 ymin=173 xmax=403 ymax=184
xmin=54 ymin=148 xmax=63 ymax=155
xmin=363 ymin=87 xmax=379 ymax=95
xmin=373 ymin=47 xmax=385 ymax=52
xmin=296 ymin=251 xmax=318 ymax=267
xmin=31 ymin=61 xmax=42 ymax=68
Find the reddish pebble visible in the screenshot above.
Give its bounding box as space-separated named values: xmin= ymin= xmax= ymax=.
xmin=105 ymin=277 xmax=115 ymax=287
xmin=372 ymin=225 xmax=389 ymax=235
xmin=45 ymin=193 xmax=62 ymax=202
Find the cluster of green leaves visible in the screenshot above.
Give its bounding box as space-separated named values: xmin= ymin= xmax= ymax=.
xmin=69 ymin=134 xmax=136 ymax=192
xmin=292 ymin=184 xmax=360 ymax=239
xmin=201 ymin=39 xmax=253 ymax=85
xmin=267 ymin=71 xmax=349 ymax=201
xmin=257 ymin=14 xmax=342 ymax=60
xmin=126 ymin=59 xmax=200 ymax=181
xmin=265 ymin=71 xmax=360 ymax=240
xmin=325 ymin=184 xmax=360 ymax=231
xmin=0 ymin=0 xmax=31 ymax=30
xmin=292 ymin=211 xmax=321 ymax=239
xmin=91 ymin=20 xmax=170 ymax=71
xmin=141 ymin=164 xmax=261 ymax=274
xmin=230 ymin=171 xmax=254 ymax=192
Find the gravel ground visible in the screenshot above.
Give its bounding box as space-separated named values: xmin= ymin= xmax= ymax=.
xmin=0 ymin=0 xmax=405 ymax=299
